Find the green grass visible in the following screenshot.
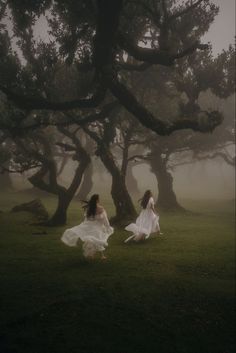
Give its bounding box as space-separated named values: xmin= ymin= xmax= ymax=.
xmin=0 ymin=191 xmax=235 ymax=353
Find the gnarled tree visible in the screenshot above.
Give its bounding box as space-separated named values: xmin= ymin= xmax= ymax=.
xmin=83 ymin=112 xmax=148 ymax=224
xmin=0 ymin=0 xmax=223 ymax=135
xmin=2 ymin=126 xmax=90 ymax=225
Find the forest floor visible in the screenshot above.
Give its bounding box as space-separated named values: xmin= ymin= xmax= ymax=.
xmin=0 ymin=190 xmax=235 ymax=353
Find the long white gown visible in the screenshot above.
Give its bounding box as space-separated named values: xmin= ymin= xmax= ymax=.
xmin=61 ymin=209 xmax=114 ymax=258
xmin=125 ymin=197 xmax=160 ymax=242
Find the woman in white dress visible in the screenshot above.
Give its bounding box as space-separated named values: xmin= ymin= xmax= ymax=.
xmin=124 ymin=190 xmax=162 ymax=243
xmin=61 ymin=194 xmax=113 ymax=259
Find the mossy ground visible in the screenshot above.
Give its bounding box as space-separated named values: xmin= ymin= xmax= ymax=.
xmin=0 ymin=191 xmax=235 ymax=353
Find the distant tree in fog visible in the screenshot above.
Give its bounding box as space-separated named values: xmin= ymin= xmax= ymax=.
xmin=0 ymin=125 xmax=90 ymax=226
xmin=144 ymin=46 xmax=235 ymax=211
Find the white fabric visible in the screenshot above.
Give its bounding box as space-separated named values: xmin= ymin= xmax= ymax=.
xmin=61 ymin=210 xmax=113 ymax=258
xmin=125 ymin=197 xmax=160 ymax=242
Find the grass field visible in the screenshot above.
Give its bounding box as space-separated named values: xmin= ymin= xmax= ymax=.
xmin=0 ymin=191 xmax=235 ymax=353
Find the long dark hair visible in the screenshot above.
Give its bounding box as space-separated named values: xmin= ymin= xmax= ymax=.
xmin=140 ymin=190 xmax=152 ymax=209
xmin=82 ymin=194 xmax=99 ymax=218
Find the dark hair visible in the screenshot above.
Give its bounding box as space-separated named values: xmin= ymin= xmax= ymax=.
xmin=84 ymin=194 xmax=99 ymax=218
xmin=140 ymin=190 xmax=152 ymax=209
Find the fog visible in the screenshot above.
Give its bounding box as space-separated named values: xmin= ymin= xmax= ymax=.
xmin=2 ymin=0 xmax=235 ymax=204
xmin=11 ymin=142 xmax=235 ymax=202
xmin=1 ymin=4 xmax=235 ymax=352
xmin=203 ymin=0 xmax=235 ymax=55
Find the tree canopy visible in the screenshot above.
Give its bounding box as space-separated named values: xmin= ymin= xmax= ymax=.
xmin=0 ymin=0 xmax=230 ymax=135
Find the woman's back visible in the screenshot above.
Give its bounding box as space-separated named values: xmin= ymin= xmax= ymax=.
xmin=86 ymin=205 xmax=105 ymax=221
xmin=143 ymin=197 xmax=154 ymax=211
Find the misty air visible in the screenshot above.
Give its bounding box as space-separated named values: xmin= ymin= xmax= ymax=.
xmin=0 ymin=1 xmax=235 ymax=353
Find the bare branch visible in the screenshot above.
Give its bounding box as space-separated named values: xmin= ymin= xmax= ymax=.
xmin=117 ymin=34 xmax=208 ymax=65
xmin=169 ymin=0 xmax=204 ymax=22
xmin=0 ymin=101 xmax=119 ymax=134
xmin=56 ymin=142 xmax=76 ymax=152
xmin=106 ymin=73 xmax=223 ymax=135
xmin=174 ymin=42 xmax=209 ymax=60
xmin=82 ymin=125 xmax=101 ymax=144
xmin=117 ymin=33 xmax=174 ymax=65
xmin=0 ymin=84 xmax=106 ymax=111
xmin=0 ymin=163 xmax=42 ymax=174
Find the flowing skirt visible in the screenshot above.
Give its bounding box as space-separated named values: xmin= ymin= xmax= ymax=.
xmin=125 ymin=209 xmax=160 ymax=242
xmin=61 ymin=219 xmax=113 ymax=258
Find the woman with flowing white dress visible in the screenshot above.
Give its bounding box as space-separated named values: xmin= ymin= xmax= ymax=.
xmin=124 ymin=190 xmax=162 ymax=243
xmin=61 ymin=194 xmax=113 ymax=259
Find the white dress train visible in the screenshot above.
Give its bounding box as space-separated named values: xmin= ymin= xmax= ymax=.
xmin=61 ymin=210 xmax=114 ymax=258
xmin=125 ymin=197 xmax=160 ymax=242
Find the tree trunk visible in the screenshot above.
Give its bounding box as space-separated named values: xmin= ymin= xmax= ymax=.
xmin=47 ymin=192 xmax=71 ymax=226
xmin=29 ymin=155 xmax=90 ymax=226
xmin=47 ymin=157 xmax=90 ymax=226
xmin=75 ymin=163 xmax=93 ymax=201
xmin=110 ymin=174 xmax=137 ymax=224
xmin=0 ymin=162 xmax=13 ymax=190
xmin=150 ymin=155 xmax=185 ymax=212
xmin=126 ymin=164 xmax=140 ymax=197
xmin=98 ymin=146 xmax=137 ymax=224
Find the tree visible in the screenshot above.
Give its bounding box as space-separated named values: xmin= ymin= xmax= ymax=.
xmin=75 ymin=163 xmax=94 ymax=201
xmin=125 ymin=18 xmax=234 ymax=210
xmin=83 ymin=111 xmax=148 ymax=224
xmin=0 ymin=0 xmax=234 ymax=222
xmin=74 ymin=134 xmax=95 ymax=201
xmin=146 ymin=92 xmax=235 ymax=211
xmin=0 ymin=134 xmax=13 ymax=189
xmin=157 ymin=43 xmax=234 ymax=209
xmin=0 ymin=0 xmax=223 ymax=135
xmin=2 ymin=126 xmax=91 ymax=225
xmin=126 ymin=163 xmax=140 ymax=197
